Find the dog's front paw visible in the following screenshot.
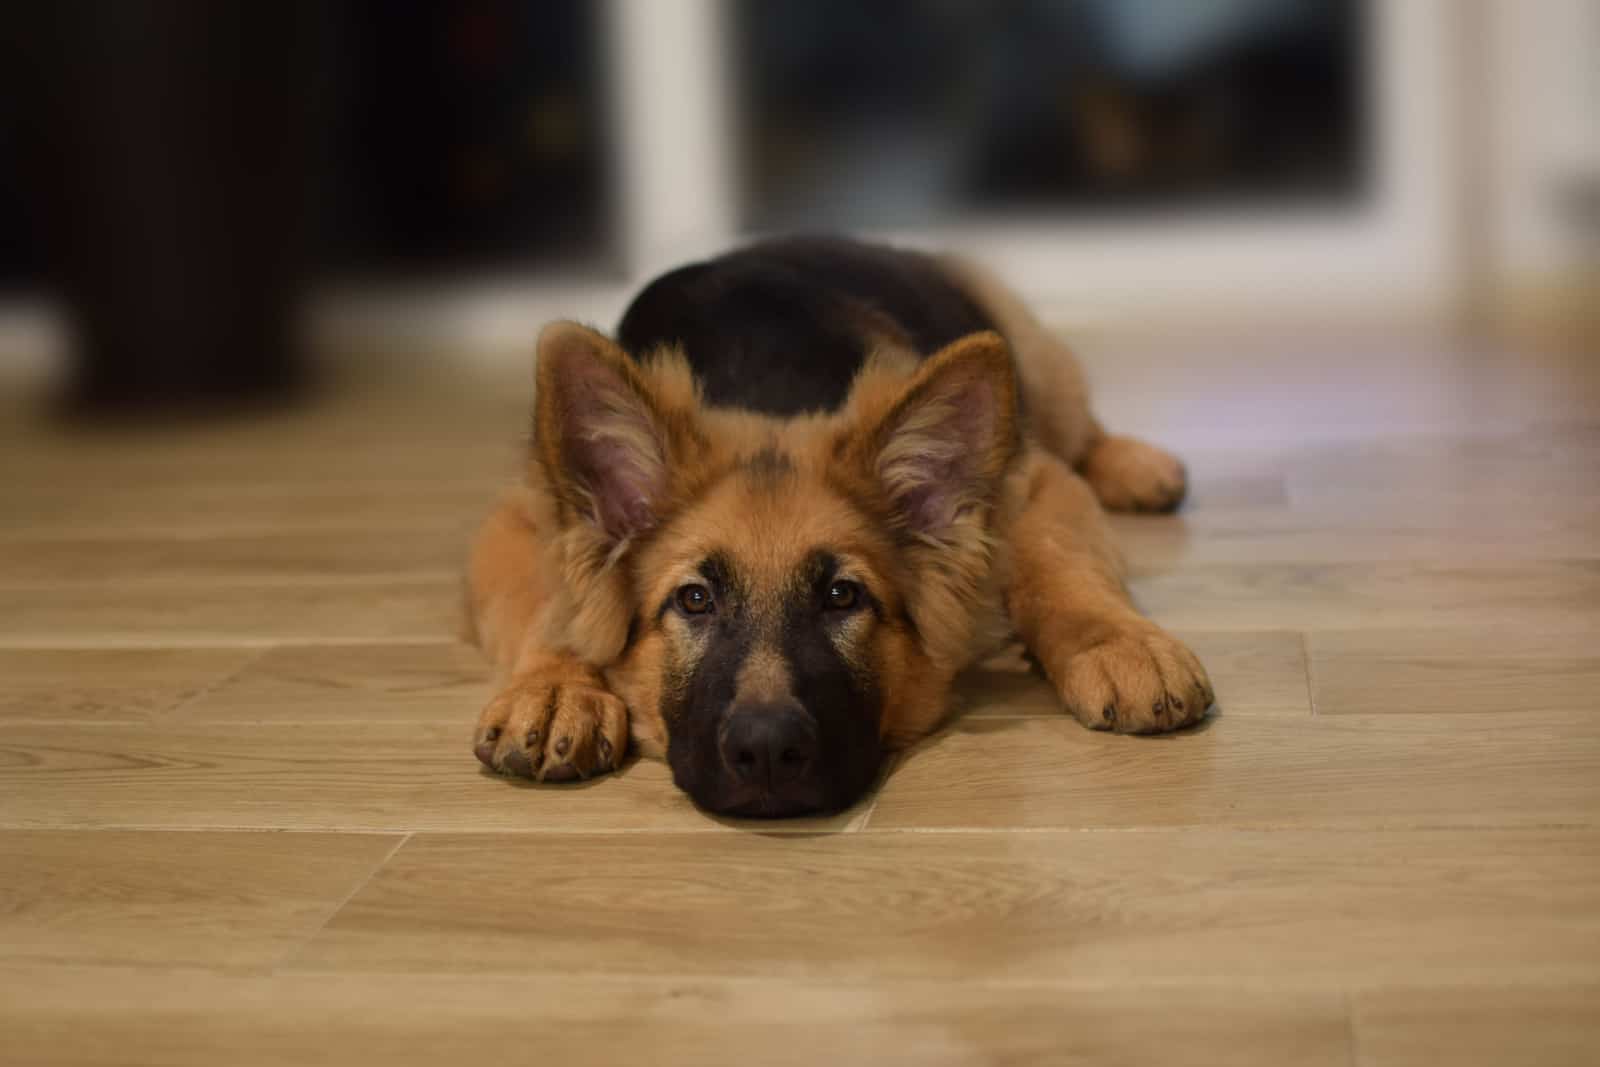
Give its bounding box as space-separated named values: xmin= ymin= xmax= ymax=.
xmin=1056 ymin=625 xmax=1213 ymax=734
xmin=473 ymin=669 xmax=628 ymax=782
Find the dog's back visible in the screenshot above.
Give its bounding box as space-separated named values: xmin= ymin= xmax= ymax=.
xmin=616 ymin=237 xmax=996 ymax=416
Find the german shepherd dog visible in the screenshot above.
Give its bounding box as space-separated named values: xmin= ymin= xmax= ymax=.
xmin=468 ymin=237 xmax=1212 ymax=817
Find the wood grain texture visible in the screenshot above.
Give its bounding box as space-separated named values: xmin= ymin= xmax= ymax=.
xmin=0 ymin=721 xmax=869 ymax=833
xmin=0 ymin=483 xmax=500 ymax=538
xmin=0 ymin=579 xmax=460 ymax=647
xmin=1310 ymin=628 xmax=1600 ymax=715
xmin=0 ymin=967 xmax=1352 ymax=1067
xmin=0 ymin=831 xmax=400 ymax=968
xmin=0 ymin=390 xmax=523 ymax=493
xmin=0 ymin=528 xmax=469 ymax=586
xmin=1130 ymin=561 xmax=1600 ymax=631
xmin=866 ymin=713 xmax=1600 ymax=830
xmin=183 ymin=642 xmax=493 ymax=722
xmin=0 ymin=648 xmax=257 ymax=722
xmin=1351 ymin=985 xmax=1600 ymax=1067
xmin=1113 ymin=507 xmax=1600 ymax=566
xmin=293 ymin=830 xmax=1600 ymax=987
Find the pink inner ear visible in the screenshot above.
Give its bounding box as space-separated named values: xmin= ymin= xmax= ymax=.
xmin=556 ymin=352 xmax=664 ymax=542
xmin=889 ymin=377 xmax=996 ymax=533
xmin=577 ymin=435 xmax=658 ymax=540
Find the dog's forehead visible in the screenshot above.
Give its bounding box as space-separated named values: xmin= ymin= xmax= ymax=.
xmin=648 ymin=457 xmax=875 ymax=588
xmin=711 ymin=464 xmax=855 ymax=579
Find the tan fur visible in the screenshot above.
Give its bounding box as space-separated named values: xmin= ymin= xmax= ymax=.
xmin=942 ymin=255 xmax=1190 ymax=512
xmin=469 ymin=263 xmax=1213 ymax=787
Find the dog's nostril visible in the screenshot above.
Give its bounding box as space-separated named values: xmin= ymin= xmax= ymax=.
xmin=719 ymin=702 xmax=817 ymax=786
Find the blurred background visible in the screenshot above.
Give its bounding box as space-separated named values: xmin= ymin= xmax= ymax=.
xmin=0 ymin=0 xmax=1594 ymax=411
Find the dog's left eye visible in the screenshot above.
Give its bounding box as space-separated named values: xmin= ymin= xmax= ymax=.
xmin=824 ymin=580 xmax=859 ymax=611
xmin=676 ymin=583 xmax=714 ymax=615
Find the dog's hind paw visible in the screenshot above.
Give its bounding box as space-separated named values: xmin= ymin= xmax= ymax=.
xmin=1081 ymin=435 xmax=1188 ymax=513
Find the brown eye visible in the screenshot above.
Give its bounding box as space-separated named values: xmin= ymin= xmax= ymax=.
xmin=825 ymin=580 xmax=859 ymax=611
xmin=676 ymin=583 xmax=713 ymax=615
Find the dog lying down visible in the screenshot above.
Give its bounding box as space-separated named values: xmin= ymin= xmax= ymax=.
xmin=467 ymin=237 xmax=1212 ymax=817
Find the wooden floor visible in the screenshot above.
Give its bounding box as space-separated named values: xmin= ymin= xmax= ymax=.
xmin=2 ymin=334 xmax=1597 ymax=1065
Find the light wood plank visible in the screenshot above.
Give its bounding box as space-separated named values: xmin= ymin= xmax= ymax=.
xmin=0 ymin=580 xmax=461 ymax=647
xmin=0 ymin=529 xmax=469 ymax=586
xmin=1351 ymin=985 xmax=1600 ymax=1067
xmin=0 ymin=722 xmax=866 ymax=833
xmin=0 ymin=966 xmax=1351 ymax=1067
xmin=1177 ymin=630 xmax=1313 ymax=715
xmin=0 ymin=437 xmax=518 ymax=494
xmin=866 ymin=713 xmax=1600 ymax=830
xmin=1130 ymin=562 xmax=1600 ymax=631
xmin=0 ymin=392 xmax=524 ymax=492
xmin=1286 ymin=447 xmax=1600 ymax=497
xmin=1175 ymin=472 xmax=1290 ymax=510
xmin=0 ymin=648 xmax=257 ymax=722
xmin=1311 ymin=629 xmax=1600 ymax=715
xmin=1112 ymin=509 xmax=1600 ymax=566
xmin=182 ymin=642 xmax=493 ymax=722
xmin=292 ymin=830 xmax=1600 ymax=987
xmin=959 ymin=631 xmax=1309 ymax=719
xmin=0 ymin=483 xmax=500 ymax=538
xmin=0 ymin=831 xmax=399 ymax=968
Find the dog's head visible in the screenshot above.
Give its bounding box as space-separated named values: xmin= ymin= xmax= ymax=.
xmin=530 ymin=322 xmax=1019 ymax=817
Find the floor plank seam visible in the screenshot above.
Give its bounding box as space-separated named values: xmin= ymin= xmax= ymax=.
xmin=0 ymin=572 xmax=462 ymax=592
xmin=0 ymin=823 xmax=866 ymax=835
xmin=10 ymin=960 xmax=1590 ymax=997
xmin=1301 ymin=632 xmax=1320 ymax=716
xmin=157 ymin=647 xmax=274 ymax=723
xmin=264 ymin=966 xmax=1385 ymax=992
xmin=0 ymin=521 xmax=480 ymax=542
xmin=850 ymin=822 xmax=1600 ymax=834
xmin=2 ymin=819 xmax=1595 ymax=835
xmin=272 ymin=832 xmax=412 ymax=974
xmin=844 ymin=749 xmax=912 ymax=831
xmin=0 ymin=636 xmax=464 ymax=651
xmin=1343 ymin=991 xmax=1366 ymax=1067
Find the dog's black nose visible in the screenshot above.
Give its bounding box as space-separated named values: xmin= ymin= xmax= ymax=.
xmin=719 ymin=702 xmax=817 ymax=788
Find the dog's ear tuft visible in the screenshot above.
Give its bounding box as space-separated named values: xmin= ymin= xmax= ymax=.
xmin=860 ymin=331 xmax=1020 ymax=536
xmin=534 ymin=321 xmax=681 ymax=543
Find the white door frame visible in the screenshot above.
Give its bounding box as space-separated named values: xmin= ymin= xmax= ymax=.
xmin=608 ymin=0 xmax=1465 ymax=328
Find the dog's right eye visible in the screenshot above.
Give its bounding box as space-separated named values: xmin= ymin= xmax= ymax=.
xmin=676 ymin=583 xmax=714 ymax=615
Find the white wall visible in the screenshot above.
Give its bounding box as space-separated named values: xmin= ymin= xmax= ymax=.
xmin=1484 ymin=0 xmax=1599 ymax=288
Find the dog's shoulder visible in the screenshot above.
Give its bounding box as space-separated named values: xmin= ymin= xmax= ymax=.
xmin=616 ymin=237 xmax=994 ymax=417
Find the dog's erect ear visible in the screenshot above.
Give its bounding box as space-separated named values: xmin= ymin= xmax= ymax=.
xmin=534 ymin=321 xmax=692 ymax=543
xmin=851 ymin=331 xmax=1020 ymax=536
